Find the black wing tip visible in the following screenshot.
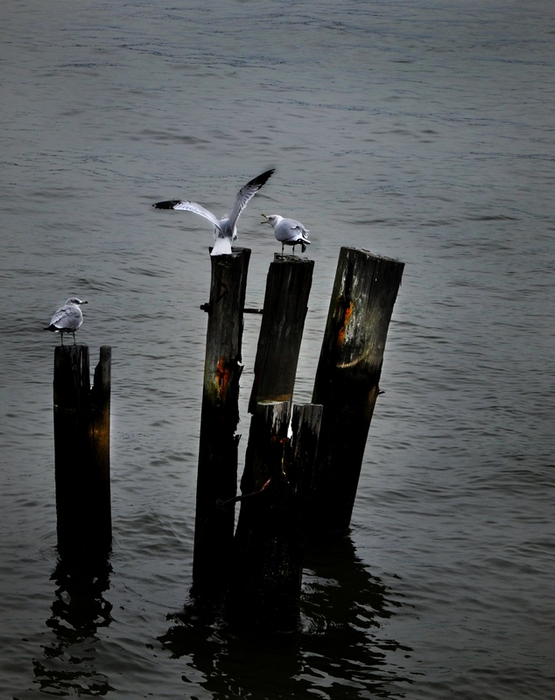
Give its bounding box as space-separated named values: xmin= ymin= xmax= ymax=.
xmin=153 ymin=200 xmax=181 ymax=209
xmin=249 ymin=168 xmax=275 ymax=188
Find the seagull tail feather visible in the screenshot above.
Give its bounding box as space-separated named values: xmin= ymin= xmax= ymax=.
xmin=211 ymin=237 xmax=233 ymax=256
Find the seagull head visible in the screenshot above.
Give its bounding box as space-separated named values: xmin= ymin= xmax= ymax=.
xmin=260 ymin=214 xmax=281 ymax=227
xmin=65 ymin=297 xmax=88 ymax=306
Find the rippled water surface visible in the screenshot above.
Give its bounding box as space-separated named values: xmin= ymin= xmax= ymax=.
xmin=1 ymin=0 xmax=554 ymax=698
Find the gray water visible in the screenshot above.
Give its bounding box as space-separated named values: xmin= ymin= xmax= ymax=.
xmin=1 ymin=0 xmax=554 ymax=697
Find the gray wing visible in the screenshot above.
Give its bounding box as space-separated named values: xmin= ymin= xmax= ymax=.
xmin=51 ymin=304 xmax=83 ymax=331
xmin=288 ymin=219 xmax=310 ymax=236
xmin=155 ymin=200 xmax=222 ymax=231
xmin=228 ymin=169 xmax=275 ymax=230
xmin=276 ymin=218 xmax=310 ymax=243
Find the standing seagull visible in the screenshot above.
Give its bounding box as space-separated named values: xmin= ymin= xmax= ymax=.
xmin=153 ymin=169 xmax=275 ymax=255
xmin=261 ymin=214 xmax=311 ymax=256
xmin=44 ymin=297 xmax=88 ymax=345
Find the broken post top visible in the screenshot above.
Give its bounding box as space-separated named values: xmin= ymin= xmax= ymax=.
xmin=54 ymin=345 xmax=112 ymax=409
xmin=338 ymin=246 xmax=403 ymax=264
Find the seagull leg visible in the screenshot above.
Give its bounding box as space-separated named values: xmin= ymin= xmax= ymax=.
xmin=73 ymin=331 xmax=76 ymax=345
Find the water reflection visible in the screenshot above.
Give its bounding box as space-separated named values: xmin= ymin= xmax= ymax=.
xmin=33 ymin=557 xmax=114 ymax=696
xmin=300 ymin=535 xmax=413 ymax=698
xmin=160 ymin=535 xmax=413 ymax=699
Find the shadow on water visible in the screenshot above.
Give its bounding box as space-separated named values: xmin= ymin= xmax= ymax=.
xmin=160 ymin=534 xmax=414 ymax=699
xmin=32 ymin=556 xmax=114 ymax=697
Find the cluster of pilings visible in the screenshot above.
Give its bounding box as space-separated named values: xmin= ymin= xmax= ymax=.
xmin=51 ymin=246 xmax=404 ymax=630
xmin=192 ymin=246 xmax=404 ymax=628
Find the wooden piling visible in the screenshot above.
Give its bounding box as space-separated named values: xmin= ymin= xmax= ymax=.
xmin=193 ymin=248 xmax=251 ymax=595
xmin=54 ymin=345 xmax=111 ymax=559
xmin=231 ymin=400 xmax=322 ymax=630
xmin=288 ymin=403 xmax=324 ymax=530
xmin=248 ymin=255 xmax=314 ymax=413
xmin=226 ymin=255 xmax=315 ymax=627
xmin=311 ymin=247 xmax=404 ymax=534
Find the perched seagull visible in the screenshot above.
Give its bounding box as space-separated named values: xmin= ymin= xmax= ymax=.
xmin=261 ymin=214 xmax=311 ymax=256
xmin=153 ymin=169 xmax=275 ymax=256
xmin=44 ymin=297 xmax=88 ymax=345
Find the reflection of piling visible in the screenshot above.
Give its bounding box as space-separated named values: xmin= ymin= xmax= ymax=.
xmin=53 ymin=345 xmax=111 ymax=559
xmin=36 ymin=557 xmax=113 ymax=695
xmin=231 ymin=401 xmax=322 ymax=630
xmin=193 ymin=248 xmax=251 ymax=595
xmin=311 ymin=247 xmax=404 ymax=534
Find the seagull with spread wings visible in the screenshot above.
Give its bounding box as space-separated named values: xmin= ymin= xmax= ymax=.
xmin=153 ymin=169 xmax=275 ymax=255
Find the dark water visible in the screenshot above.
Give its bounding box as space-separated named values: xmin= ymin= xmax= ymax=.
xmin=1 ymin=0 xmax=554 ymax=697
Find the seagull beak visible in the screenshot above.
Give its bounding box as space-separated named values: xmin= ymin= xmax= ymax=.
xmin=260 ymin=213 xmax=268 ymax=224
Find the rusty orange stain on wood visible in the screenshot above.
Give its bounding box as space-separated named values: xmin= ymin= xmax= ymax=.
xmin=216 ymin=356 xmax=230 ymax=398
xmin=337 ymin=300 xmax=355 ymax=346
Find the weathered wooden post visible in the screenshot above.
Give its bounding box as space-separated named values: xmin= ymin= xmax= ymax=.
xmin=311 ymin=247 xmax=404 ymax=534
xmin=193 ymin=248 xmax=251 ymax=595
xmin=54 ymin=345 xmax=111 ymax=559
xmin=288 ymin=403 xmax=324 ymax=531
xmin=229 ymin=255 xmax=317 ymax=629
xmin=248 ymin=255 xmax=314 ymax=412
xmin=231 ymin=401 xmax=322 ymax=630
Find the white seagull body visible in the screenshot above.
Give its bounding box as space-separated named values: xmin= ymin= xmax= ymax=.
xmin=261 ymin=214 xmax=311 ymax=256
xmin=44 ymin=297 xmax=88 ymax=345
xmin=153 ymin=169 xmax=275 ymax=256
